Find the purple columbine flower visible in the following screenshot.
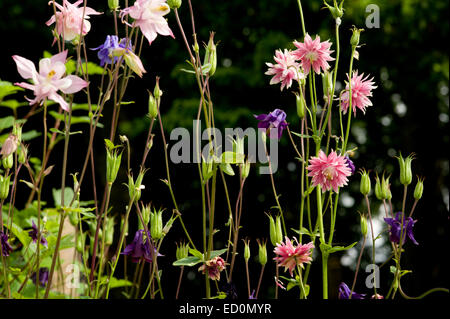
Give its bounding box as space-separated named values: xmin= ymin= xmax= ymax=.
xmin=92 ymin=35 xmax=132 ymax=66
xmin=28 ymin=220 xmax=48 ymax=248
xmin=338 ymin=282 xmax=365 ymax=299
xmin=0 ymin=231 xmax=13 ymax=257
xmin=384 ymin=212 xmax=418 ymax=245
xmin=31 ymin=268 xmax=49 ymax=287
xmin=121 ymin=230 xmax=160 ymax=263
xmin=254 ymin=108 xmax=288 ymax=140
xmin=344 ymin=155 xmax=356 ymax=175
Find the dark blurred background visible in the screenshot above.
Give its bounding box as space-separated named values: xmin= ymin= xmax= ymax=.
xmin=0 ymin=0 xmax=448 ymax=299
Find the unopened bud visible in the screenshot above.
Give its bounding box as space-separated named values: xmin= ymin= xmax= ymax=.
xmin=153 ymin=77 xmax=162 ymax=101
xmin=105 ymin=216 xmax=115 ymax=246
xmin=360 ymin=214 xmax=368 ymax=237
xmin=0 ymin=174 xmax=11 ymax=200
xmin=204 ymin=32 xmax=217 ymax=76
xmin=148 ymin=92 xmax=158 ymax=119
xmin=321 ymin=70 xmax=334 ymax=101
xmin=359 ymin=169 xmax=371 ymax=196
xmin=295 ymin=93 xmax=306 ymax=119
xmin=167 ymin=0 xmax=182 ymax=10
xmin=381 ymin=175 xmax=391 ymax=200
xmin=243 ymin=239 xmax=250 ymax=261
xmin=176 ymin=242 xmax=189 ymax=261
xmin=1 ymin=135 xmax=17 ymax=158
xmin=108 ymin=0 xmax=119 ymax=10
xmin=242 ymin=160 xmax=251 ymax=179
xmin=76 ymin=232 xmax=86 ymax=253
xmin=2 ymin=154 xmax=13 ymax=169
xmin=350 ymin=26 xmax=364 ymax=47
xmin=323 ymin=0 xmax=344 ymax=20
xmin=106 ymin=148 xmax=122 ymax=184
xmin=374 ymin=174 xmax=383 ymax=200
xmin=269 ymin=215 xmax=283 ymax=246
xmin=150 ymin=208 xmax=163 ymax=240
xmin=142 ymin=204 xmax=151 ymax=227
xmin=128 ymin=172 xmax=145 ymax=202
xmin=18 ymin=145 xmax=27 ymax=164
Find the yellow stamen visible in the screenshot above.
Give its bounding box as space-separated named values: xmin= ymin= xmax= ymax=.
xmin=47 ymin=70 xmax=56 ymax=78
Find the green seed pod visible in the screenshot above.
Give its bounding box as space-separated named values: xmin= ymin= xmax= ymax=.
xmin=321 ymin=70 xmax=334 ymax=102
xmin=397 ymin=153 xmax=414 ymax=186
xmin=105 ymin=216 xmax=115 ymax=246
xmin=350 ymin=26 xmax=364 ymax=47
xmin=176 ymin=242 xmax=189 ymax=261
xmin=359 ymin=169 xmax=371 ymax=196
xmin=257 ymin=239 xmax=268 ymax=266
xmin=68 ymin=210 xmax=80 ymax=227
xmin=360 ymin=214 xmax=368 ymax=237
xmin=76 ymin=232 xmax=86 ymax=254
xmin=167 ymin=0 xmax=182 ymax=9
xmin=243 ymin=239 xmax=250 ymax=261
xmin=381 ymin=175 xmax=391 ymax=200
xmin=374 ymin=174 xmax=383 ymax=200
xmin=13 ymin=124 xmax=23 ymax=143
xmin=242 ymin=160 xmax=251 ymax=179
xmin=0 ymin=174 xmax=11 ymax=200
xmin=150 ymin=209 xmax=163 ymax=240
xmin=142 ymin=204 xmax=151 ymax=227
xmin=414 ymin=177 xmax=424 ymax=200
xmin=2 ymin=154 xmax=13 ymax=169
xmin=269 ymin=215 xmax=283 ymax=246
xmin=128 ymin=171 xmax=145 ymax=203
xmin=204 ymin=32 xmax=217 ymax=76
xmin=153 ymin=78 xmax=162 ymax=101
xmin=106 ymin=148 xmax=122 ymax=184
xmin=18 ymin=145 xmax=27 ymax=164
xmin=295 ymin=93 xmax=306 ymax=119
xmin=323 ymin=0 xmax=344 ymax=19
xmin=108 ymin=0 xmax=119 ymax=10
xmin=148 ymin=92 xmax=158 ymax=119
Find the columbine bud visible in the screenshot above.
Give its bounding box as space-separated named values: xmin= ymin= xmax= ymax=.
xmin=176 ymin=242 xmax=189 ymax=261
xmin=381 ymin=175 xmax=391 ymax=200
xmin=397 ymin=153 xmax=414 ymax=186
xmin=106 ymin=148 xmax=122 ymax=184
xmin=122 ymin=50 xmax=146 ymax=78
xmin=153 ymin=77 xmax=162 ymax=101
xmin=105 ymin=216 xmax=115 ymax=246
xmin=128 ymin=172 xmax=145 ymax=202
xmin=13 ymin=124 xmax=23 ymax=143
xmin=268 ymin=215 xmax=283 ymax=246
xmin=0 ymin=174 xmax=11 ymax=200
xmin=167 ymin=0 xmax=182 ymax=10
xmin=150 ymin=208 xmax=163 ymax=240
xmin=374 ymin=174 xmax=383 ymax=200
xmin=360 ymin=214 xmax=368 ymax=237
xmin=350 ymin=26 xmax=364 ymax=47
xmin=142 ymin=204 xmax=151 ymax=227
xmin=295 ymin=93 xmax=306 ymax=119
xmin=1 ymin=135 xmax=18 ymax=158
xmin=323 ymin=0 xmax=344 ymax=20
xmin=359 ymin=169 xmax=371 ymax=196
xmin=243 ymin=239 xmax=250 ymax=261
xmin=321 ymin=70 xmax=334 ymax=101
xmin=414 ymin=177 xmax=424 ymax=200
xmin=108 ymin=0 xmax=119 ymax=10
xmin=257 ymin=239 xmax=268 ymax=266
xmin=2 ymin=154 xmax=13 ymax=169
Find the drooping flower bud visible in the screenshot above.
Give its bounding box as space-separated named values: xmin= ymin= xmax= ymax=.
xmin=397 ymin=153 xmax=414 ymax=186
xmin=106 ymin=148 xmax=122 ymax=184
xmin=167 ymin=0 xmax=182 ymax=10
xmin=148 ymin=91 xmax=158 ymax=119
xmin=176 ymin=242 xmax=189 ymax=261
xmin=0 ymin=174 xmax=11 ymax=200
xmin=268 ymin=215 xmax=283 ymax=246
xmin=295 ymin=93 xmax=306 ymax=119
xmin=359 ymin=169 xmax=371 ymax=196
xmin=257 ymin=239 xmax=268 ymax=266
xmin=414 ymin=177 xmax=424 ymax=200
xmin=150 ymin=208 xmax=163 ymax=240
xmin=350 ymin=26 xmax=364 ymax=47
xmin=243 ymin=238 xmax=251 ymax=261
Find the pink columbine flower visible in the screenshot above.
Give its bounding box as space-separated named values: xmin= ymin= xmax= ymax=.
xmin=273 ymin=237 xmax=314 ymax=277
xmin=198 ymin=256 xmax=226 ymax=281
xmin=120 ymin=0 xmax=174 ymax=45
xmin=46 ymin=0 xmax=102 ymax=42
xmin=12 ymin=50 xmax=88 ymax=111
xmin=293 ymin=34 xmax=334 ymax=75
xmin=265 ymin=49 xmax=304 ymax=91
xmin=307 ymin=150 xmax=352 ymax=193
xmin=340 ymin=71 xmax=377 ymax=116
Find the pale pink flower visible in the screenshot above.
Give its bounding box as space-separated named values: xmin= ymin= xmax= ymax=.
xmin=307 ymin=150 xmax=352 ymax=193
xmin=273 ymin=237 xmax=314 ymax=277
xmin=293 ymin=34 xmax=334 ymax=74
xmin=46 ymin=0 xmax=102 ymax=42
xmin=265 ymin=49 xmax=304 ymax=91
xmin=341 ymin=71 xmax=377 ymax=115
xmin=198 ymin=256 xmax=226 ymax=281
xmin=12 ymin=50 xmax=88 ymax=111
xmin=120 ymin=0 xmax=174 ymax=45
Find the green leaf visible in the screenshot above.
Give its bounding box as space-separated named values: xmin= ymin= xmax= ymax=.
xmin=21 ymin=130 xmax=41 ymax=141
xmin=328 ymin=241 xmax=358 ymax=254
xmin=209 ymin=248 xmax=228 ymax=259
xmin=189 ymin=248 xmax=204 ymax=260
xmin=172 ymin=256 xmax=202 ymax=267
xmin=220 ymin=151 xmax=245 ymax=164
xmin=290 ymin=131 xmax=312 ymax=139
xmin=50 ymin=128 xmax=83 ymax=136
xmin=0 ymin=99 xmax=28 ymax=111
xmin=52 ymin=187 xmax=75 ymax=208
xmin=49 ymin=111 xmax=103 ymax=128
xmin=2 ymin=213 xmax=31 ymax=246
xmin=0 ymin=115 xmax=15 ymax=131
xmin=0 ymin=80 xmax=24 ymax=101
xmin=108 ymin=277 xmax=133 ymax=289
